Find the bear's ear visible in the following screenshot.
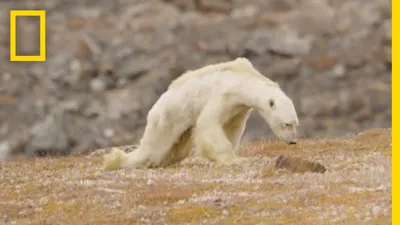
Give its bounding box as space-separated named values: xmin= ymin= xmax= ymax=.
xmin=268 ymin=99 xmax=275 ymax=108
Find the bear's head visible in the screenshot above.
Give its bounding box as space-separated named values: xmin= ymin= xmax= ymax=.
xmin=260 ymin=91 xmax=299 ymax=145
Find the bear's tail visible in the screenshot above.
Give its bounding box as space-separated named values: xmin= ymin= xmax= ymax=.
xmin=103 ymin=147 xmax=128 ymax=170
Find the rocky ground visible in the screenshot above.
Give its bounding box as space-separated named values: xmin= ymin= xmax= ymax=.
xmin=0 ymin=128 xmax=392 ymax=224
xmin=0 ymin=0 xmax=392 ymax=158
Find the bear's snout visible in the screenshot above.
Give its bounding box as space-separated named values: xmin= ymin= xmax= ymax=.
xmin=289 ymin=141 xmax=297 ymax=145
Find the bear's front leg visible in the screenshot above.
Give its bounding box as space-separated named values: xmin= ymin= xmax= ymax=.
xmin=194 ymin=95 xmax=248 ymax=165
xmin=223 ymin=108 xmax=252 ymax=153
xmin=194 ymin=123 xmax=245 ymax=165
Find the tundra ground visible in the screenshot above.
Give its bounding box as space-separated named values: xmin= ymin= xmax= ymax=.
xmin=0 ymin=128 xmax=391 ymax=225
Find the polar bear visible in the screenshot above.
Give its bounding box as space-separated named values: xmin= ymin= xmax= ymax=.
xmin=103 ymin=57 xmax=299 ymax=170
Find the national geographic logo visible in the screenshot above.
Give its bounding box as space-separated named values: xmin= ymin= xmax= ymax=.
xmin=9 ymin=10 xmax=46 ymax=62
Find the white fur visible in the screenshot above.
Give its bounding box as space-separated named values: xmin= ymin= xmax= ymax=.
xmin=103 ymin=57 xmax=299 ymax=170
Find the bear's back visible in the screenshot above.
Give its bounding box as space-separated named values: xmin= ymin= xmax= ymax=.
xmin=151 ymin=70 xmax=245 ymax=125
xmin=168 ymin=58 xmax=278 ymax=90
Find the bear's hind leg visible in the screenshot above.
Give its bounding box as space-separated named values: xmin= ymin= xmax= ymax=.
xmin=159 ymin=128 xmax=194 ymax=167
xmin=121 ymin=147 xmax=152 ymax=169
xmin=124 ymin=119 xmax=190 ymax=168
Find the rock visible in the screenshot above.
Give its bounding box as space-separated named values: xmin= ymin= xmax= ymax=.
xmin=61 ymin=99 xmax=81 ymax=112
xmin=368 ymin=82 xmax=391 ymax=114
xmin=382 ymin=19 xmax=392 ymax=42
xmin=66 ymin=16 xmax=87 ymax=30
xmin=275 ymin=155 xmax=326 ymax=173
xmin=267 ymin=26 xmax=314 ymax=57
xmin=99 ymin=61 xmax=115 ymax=75
xmin=359 ymin=2 xmax=383 ymax=27
xmin=382 ymin=46 xmax=391 ymax=64
xmin=265 ymin=58 xmax=301 ymax=79
xmin=331 ymin=64 xmax=346 ymax=79
xmin=103 ymin=128 xmax=115 ymax=138
xmin=90 ymin=78 xmax=107 ymax=92
xmin=376 ymin=0 xmax=392 ymax=19
xmin=81 ymin=34 xmax=104 ymax=61
xmin=308 ymin=55 xmax=337 ymax=70
xmin=197 ymin=0 xmax=233 ymax=14
xmin=0 ymin=95 xmax=16 ymax=105
xmin=74 ymin=39 xmax=93 ymax=60
xmin=82 ymin=99 xmax=105 ymax=118
xmin=117 ymin=55 xmax=159 ymax=80
xmin=230 ymin=4 xmax=259 ymax=19
xmin=106 ymin=69 xmax=172 ymax=122
xmin=254 ymin=13 xmax=285 ymax=28
xmin=196 ymin=23 xmax=246 ymax=55
xmin=353 ymin=108 xmax=374 ymax=123
xmin=339 ymin=48 xmax=367 ymax=69
xmin=266 ymin=0 xmax=296 ymax=12
xmin=26 ymin=109 xmax=70 ymax=156
xmin=0 ymin=141 xmax=10 ymax=161
xmin=348 ymin=91 xmax=368 ymax=113
xmin=162 ymin=0 xmax=197 ymax=11
xmin=68 ymin=59 xmax=98 ymax=90
xmin=336 ymin=0 xmax=385 ymax=33
xmin=244 ymin=30 xmax=272 ymax=56
xmin=336 ymin=89 xmax=352 ymax=114
xmin=70 ymin=138 xmax=94 ymax=156
xmin=1 ymin=130 xmax=31 ymax=157
xmin=118 ymin=2 xmax=180 ymax=32
xmin=284 ymin=0 xmax=336 ymax=35
xmin=300 ymin=95 xmax=333 ymax=117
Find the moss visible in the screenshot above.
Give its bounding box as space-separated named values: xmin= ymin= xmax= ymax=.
xmin=367 ymin=215 xmax=392 ymax=225
xmin=325 ymin=181 xmax=359 ymax=190
xmin=41 ymin=200 xmax=60 ymax=215
xmin=261 ymin=164 xmax=277 ymax=177
xmin=167 ymin=204 xmax=221 ymax=223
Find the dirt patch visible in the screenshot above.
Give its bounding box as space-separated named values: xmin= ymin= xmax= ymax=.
xmin=0 ymin=128 xmax=391 ymax=225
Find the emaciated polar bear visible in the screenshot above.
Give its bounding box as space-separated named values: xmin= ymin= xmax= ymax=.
xmin=103 ymin=57 xmax=299 ymax=170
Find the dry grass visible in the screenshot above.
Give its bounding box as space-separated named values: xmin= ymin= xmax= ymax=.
xmin=0 ymin=128 xmax=392 ymax=225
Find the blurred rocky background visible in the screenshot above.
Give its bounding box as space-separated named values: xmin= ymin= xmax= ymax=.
xmin=0 ymin=0 xmax=391 ymax=159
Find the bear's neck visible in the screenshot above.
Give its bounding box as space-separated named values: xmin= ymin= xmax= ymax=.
xmin=234 ymin=79 xmax=280 ymax=118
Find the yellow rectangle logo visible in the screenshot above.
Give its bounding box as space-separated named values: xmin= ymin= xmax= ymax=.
xmin=10 ymin=10 xmax=46 ymax=62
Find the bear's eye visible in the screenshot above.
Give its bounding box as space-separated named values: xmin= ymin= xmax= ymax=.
xmin=268 ymin=99 xmax=275 ymax=108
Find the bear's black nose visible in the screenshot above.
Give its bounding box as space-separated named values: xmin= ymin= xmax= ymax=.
xmin=289 ymin=141 xmax=297 ymax=145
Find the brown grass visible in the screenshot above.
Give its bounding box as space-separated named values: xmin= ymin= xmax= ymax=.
xmin=0 ymin=128 xmax=392 ymax=225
